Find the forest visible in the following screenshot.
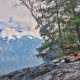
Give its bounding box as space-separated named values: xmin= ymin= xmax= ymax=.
xmin=20 ymin=0 xmax=80 ymax=59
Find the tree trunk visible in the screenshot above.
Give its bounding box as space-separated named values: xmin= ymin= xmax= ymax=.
xmin=76 ymin=25 xmax=80 ymax=44
xmin=55 ymin=1 xmax=61 ymax=38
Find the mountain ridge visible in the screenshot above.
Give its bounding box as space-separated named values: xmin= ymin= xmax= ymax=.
xmin=0 ymin=29 xmax=43 ymax=75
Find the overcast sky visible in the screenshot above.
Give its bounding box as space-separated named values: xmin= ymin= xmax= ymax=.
xmin=0 ymin=0 xmax=40 ymax=38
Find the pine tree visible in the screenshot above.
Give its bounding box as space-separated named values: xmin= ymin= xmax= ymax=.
xmin=20 ymin=0 xmax=80 ymax=56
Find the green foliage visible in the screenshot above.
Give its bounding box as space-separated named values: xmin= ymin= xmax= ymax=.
xmin=38 ymin=0 xmax=80 ymax=56
xmin=37 ymin=40 xmax=54 ymax=53
xmin=50 ymin=56 xmax=60 ymax=60
xmin=70 ymin=17 xmax=80 ymax=24
xmin=21 ymin=0 xmax=80 ymax=58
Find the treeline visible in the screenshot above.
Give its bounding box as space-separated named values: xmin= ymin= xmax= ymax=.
xmin=20 ymin=0 xmax=80 ymax=55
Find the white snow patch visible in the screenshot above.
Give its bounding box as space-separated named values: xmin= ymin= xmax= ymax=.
xmin=0 ymin=26 xmax=42 ymax=41
xmin=27 ymin=35 xmax=33 ymax=39
xmin=0 ymin=27 xmax=28 ymax=41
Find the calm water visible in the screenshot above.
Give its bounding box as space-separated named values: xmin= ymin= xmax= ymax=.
xmin=0 ymin=54 xmax=44 ymax=75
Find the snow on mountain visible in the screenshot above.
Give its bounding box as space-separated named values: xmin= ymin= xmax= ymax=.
xmin=0 ymin=17 xmax=43 ymax=59
xmin=0 ymin=34 xmax=44 ymax=74
xmin=0 ymin=19 xmax=43 ymax=75
xmin=0 ymin=26 xmax=42 ymax=41
xmin=0 ymin=27 xmax=44 ymax=71
xmin=27 ymin=35 xmax=34 ymax=39
xmin=0 ymin=27 xmax=27 ymax=40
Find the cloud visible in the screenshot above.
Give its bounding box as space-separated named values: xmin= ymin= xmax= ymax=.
xmin=0 ymin=0 xmax=40 ymax=38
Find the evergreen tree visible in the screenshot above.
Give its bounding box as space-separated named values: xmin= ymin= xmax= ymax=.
xmin=20 ymin=0 xmax=80 ymax=57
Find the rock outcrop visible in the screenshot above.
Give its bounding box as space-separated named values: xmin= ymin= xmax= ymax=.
xmin=0 ymin=61 xmax=80 ymax=80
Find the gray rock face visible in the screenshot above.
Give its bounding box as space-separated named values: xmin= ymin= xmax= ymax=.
xmin=0 ymin=61 xmax=80 ymax=80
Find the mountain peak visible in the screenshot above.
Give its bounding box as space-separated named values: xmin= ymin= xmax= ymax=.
xmin=0 ymin=27 xmax=42 ymax=42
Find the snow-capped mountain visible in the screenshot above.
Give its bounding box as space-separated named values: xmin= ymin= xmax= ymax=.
xmin=0 ymin=25 xmax=43 ymax=75
xmin=0 ymin=27 xmax=42 ymax=60
xmin=0 ymin=27 xmax=33 ymax=41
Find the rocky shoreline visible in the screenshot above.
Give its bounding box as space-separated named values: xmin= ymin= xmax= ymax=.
xmin=0 ymin=61 xmax=80 ymax=80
